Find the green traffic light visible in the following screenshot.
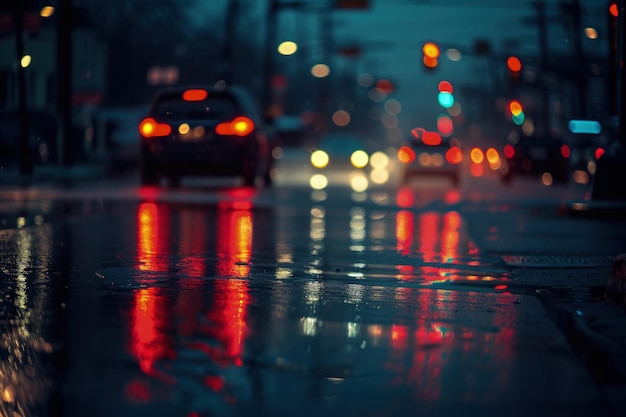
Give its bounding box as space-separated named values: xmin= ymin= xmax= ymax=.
xmin=438 ymin=92 xmax=454 ymax=108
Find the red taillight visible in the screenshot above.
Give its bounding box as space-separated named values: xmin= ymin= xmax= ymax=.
xmin=595 ymin=147 xmax=605 ymax=160
xmin=446 ymin=146 xmax=463 ymax=164
xmin=503 ymin=144 xmax=515 ymax=159
xmin=560 ymin=144 xmax=570 ymax=158
xmin=216 ymin=116 xmax=255 ymax=136
xmin=139 ymin=118 xmax=172 ymax=138
xmin=397 ymin=146 xmax=416 ymax=164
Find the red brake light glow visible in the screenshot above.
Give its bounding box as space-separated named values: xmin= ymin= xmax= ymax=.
xmin=139 ymin=118 xmax=172 ymax=138
xmin=216 ymin=116 xmax=255 ymax=136
xmin=182 ymin=89 xmax=208 ymax=101
xmin=422 ymin=131 xmax=442 ymax=146
xmin=560 ymin=144 xmax=571 ymax=158
xmin=503 ymin=144 xmax=515 ymax=159
xmin=445 ymin=146 xmax=463 ymax=164
xmin=397 ymin=146 xmax=416 ymax=164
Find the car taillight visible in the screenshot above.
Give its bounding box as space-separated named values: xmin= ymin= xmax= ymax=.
xmin=397 ymin=146 xmax=416 ymax=164
xmin=560 ymin=144 xmax=571 ymax=158
xmin=182 ymin=89 xmax=208 ymax=101
xmin=446 ymin=146 xmax=463 ymax=164
xmin=595 ymin=147 xmax=605 ymax=160
xmin=216 ymin=116 xmax=255 ymax=136
xmin=139 ymin=118 xmax=172 ymax=138
xmin=503 ymin=144 xmax=515 ymax=159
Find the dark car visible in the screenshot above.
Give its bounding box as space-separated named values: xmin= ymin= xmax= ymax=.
xmin=397 ymin=128 xmax=463 ymax=185
xmin=139 ymin=85 xmax=275 ymax=187
xmin=499 ymin=133 xmax=570 ymax=185
xmin=0 ymin=110 xmax=57 ymax=166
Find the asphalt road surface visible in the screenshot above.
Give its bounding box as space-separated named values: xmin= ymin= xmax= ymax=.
xmin=1 ymin=156 xmax=625 ymax=417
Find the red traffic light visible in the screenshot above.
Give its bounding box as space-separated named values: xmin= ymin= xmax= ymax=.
xmin=507 ymin=56 xmax=522 ymax=72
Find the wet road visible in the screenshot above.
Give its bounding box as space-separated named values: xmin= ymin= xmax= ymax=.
xmin=0 ymin=158 xmax=623 ymax=417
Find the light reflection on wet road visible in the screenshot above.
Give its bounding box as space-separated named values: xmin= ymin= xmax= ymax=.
xmin=0 ymin=176 xmax=609 ymax=417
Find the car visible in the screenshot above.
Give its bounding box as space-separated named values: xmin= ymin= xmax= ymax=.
xmin=499 ymin=132 xmax=570 ymax=185
xmin=397 ymin=128 xmax=463 ymax=185
xmin=310 ymin=132 xmax=370 ymax=170
xmin=138 ymin=85 xmax=275 ymax=187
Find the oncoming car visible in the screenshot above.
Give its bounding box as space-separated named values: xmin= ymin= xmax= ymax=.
xmin=139 ymin=85 xmax=274 ymax=187
xmin=397 ymin=128 xmax=463 ymax=185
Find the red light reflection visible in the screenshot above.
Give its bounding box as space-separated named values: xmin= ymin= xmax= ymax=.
xmin=396 ymin=210 xmax=414 ymax=256
xmin=216 ymin=209 xmax=253 ymax=278
xmin=129 ymin=288 xmax=174 ymax=379
xmin=137 ymin=203 xmax=169 ymax=272
xmin=394 ymin=209 xmax=470 ymax=284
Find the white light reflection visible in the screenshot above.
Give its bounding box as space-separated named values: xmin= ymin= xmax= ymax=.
xmin=301 ymin=317 xmax=318 ymax=336
xmin=347 ymin=322 xmax=360 ymax=338
xmin=16 ymin=231 xmax=32 ymax=310
xmin=346 ymin=283 xmax=365 ymax=304
xmin=305 ymin=280 xmax=323 ymax=304
xmin=311 ymin=190 xmax=327 ymax=202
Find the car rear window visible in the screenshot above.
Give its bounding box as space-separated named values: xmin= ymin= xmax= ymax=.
xmin=151 ymin=95 xmax=239 ymax=120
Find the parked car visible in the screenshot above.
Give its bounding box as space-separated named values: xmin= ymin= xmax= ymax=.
xmin=139 ymin=85 xmax=276 ymax=187
xmin=499 ymin=132 xmax=570 ymax=185
xmin=397 ymin=128 xmax=463 ymax=185
xmin=0 ymin=109 xmax=57 ymax=166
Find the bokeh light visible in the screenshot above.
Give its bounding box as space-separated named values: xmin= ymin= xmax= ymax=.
xmin=332 ymin=110 xmax=351 ymax=127
xmin=350 ymin=150 xmax=369 ymax=168
xmin=350 ymin=171 xmax=369 ymax=192
xmin=40 ymin=6 xmax=55 ymax=17
xmin=310 ymin=174 xmax=328 ymax=190
xmin=277 ymin=41 xmax=298 ymax=55
xmin=370 ymin=151 xmax=389 ymax=169
xmin=311 ymin=64 xmax=330 ymax=78
xmin=20 ymin=55 xmax=32 ymax=68
xmin=470 ymin=147 xmax=484 ymax=164
xmin=311 ymin=150 xmax=329 ymax=168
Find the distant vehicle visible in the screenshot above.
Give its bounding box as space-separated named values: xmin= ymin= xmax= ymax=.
xmin=499 ymin=133 xmax=570 ymax=185
xmin=0 ymin=110 xmax=57 ymax=166
xmin=397 ymin=128 xmax=463 ymax=185
xmin=310 ymin=132 xmax=370 ymax=170
xmin=139 ymin=85 xmax=275 ymax=187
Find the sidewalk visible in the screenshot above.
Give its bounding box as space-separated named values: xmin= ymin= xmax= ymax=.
xmin=0 ymin=159 xmax=114 ymax=186
xmin=549 ymin=250 xmax=626 ymax=411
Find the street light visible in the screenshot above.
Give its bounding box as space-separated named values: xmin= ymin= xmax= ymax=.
xmin=277 ymin=40 xmax=298 ymax=55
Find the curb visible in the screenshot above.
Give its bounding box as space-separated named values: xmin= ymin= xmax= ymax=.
xmin=555 ymin=301 xmax=626 ymax=413
xmin=564 ymin=200 xmax=626 ymax=220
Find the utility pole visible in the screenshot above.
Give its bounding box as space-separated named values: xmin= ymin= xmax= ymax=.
xmin=221 ymin=0 xmax=240 ymax=84
xmin=617 ymin=0 xmax=626 ymax=150
xmin=589 ymin=0 xmax=626 ymax=201
xmin=533 ymin=0 xmax=551 ymax=136
xmin=14 ymin=0 xmax=32 ymax=174
xmin=57 ymin=0 xmax=73 ymax=167
xmin=561 ymin=0 xmax=587 ymax=118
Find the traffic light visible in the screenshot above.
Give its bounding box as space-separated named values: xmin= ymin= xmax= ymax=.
xmin=506 ymin=56 xmax=522 ymax=84
xmin=422 ymin=42 xmax=440 ymax=70
xmin=507 ymin=99 xmax=525 ymax=125
xmin=437 ymin=80 xmax=454 ymax=108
